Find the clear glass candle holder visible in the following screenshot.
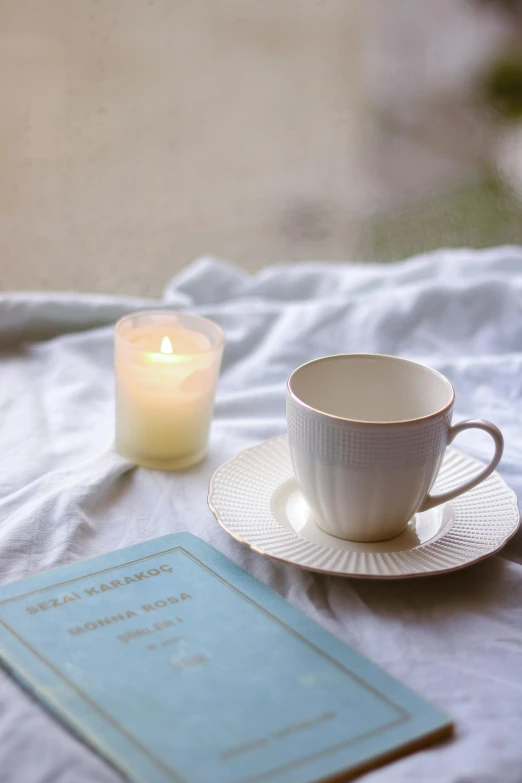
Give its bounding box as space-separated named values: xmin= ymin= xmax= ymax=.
xmin=114 ymin=311 xmax=224 ymax=470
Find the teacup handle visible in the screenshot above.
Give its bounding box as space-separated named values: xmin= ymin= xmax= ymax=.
xmin=419 ymin=419 xmax=504 ymax=512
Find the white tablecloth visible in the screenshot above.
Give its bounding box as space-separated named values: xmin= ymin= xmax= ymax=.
xmin=0 ymin=248 xmax=521 ymax=783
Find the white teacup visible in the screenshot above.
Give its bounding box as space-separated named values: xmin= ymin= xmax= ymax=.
xmin=286 ymin=354 xmax=504 ymax=542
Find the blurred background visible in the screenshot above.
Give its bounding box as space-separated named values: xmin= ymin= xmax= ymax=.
xmin=1 ymin=0 xmax=522 ymax=295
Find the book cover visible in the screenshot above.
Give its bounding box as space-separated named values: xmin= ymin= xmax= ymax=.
xmin=0 ymin=533 xmax=452 ymax=783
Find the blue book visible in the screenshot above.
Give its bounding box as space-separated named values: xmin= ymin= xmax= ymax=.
xmin=0 ymin=534 xmax=452 ymax=782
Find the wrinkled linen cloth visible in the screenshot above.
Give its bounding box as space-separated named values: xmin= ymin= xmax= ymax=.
xmin=0 ymin=248 xmax=521 ymax=783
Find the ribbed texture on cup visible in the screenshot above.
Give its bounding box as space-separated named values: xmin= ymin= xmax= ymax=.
xmin=287 ymin=397 xmax=453 ymax=469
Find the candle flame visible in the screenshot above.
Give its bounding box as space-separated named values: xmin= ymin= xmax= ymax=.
xmin=160 ymin=335 xmax=173 ymax=354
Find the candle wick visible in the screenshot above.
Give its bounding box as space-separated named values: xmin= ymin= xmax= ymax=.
xmin=161 ymin=336 xmax=173 ymax=354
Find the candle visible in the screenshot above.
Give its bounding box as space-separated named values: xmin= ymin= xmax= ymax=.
xmin=114 ymin=311 xmax=224 ymax=470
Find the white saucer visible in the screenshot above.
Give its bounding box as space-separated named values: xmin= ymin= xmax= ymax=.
xmin=208 ymin=436 xmax=520 ymax=579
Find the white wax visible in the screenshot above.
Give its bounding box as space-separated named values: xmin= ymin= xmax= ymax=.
xmin=115 ymin=315 xmax=223 ymax=470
